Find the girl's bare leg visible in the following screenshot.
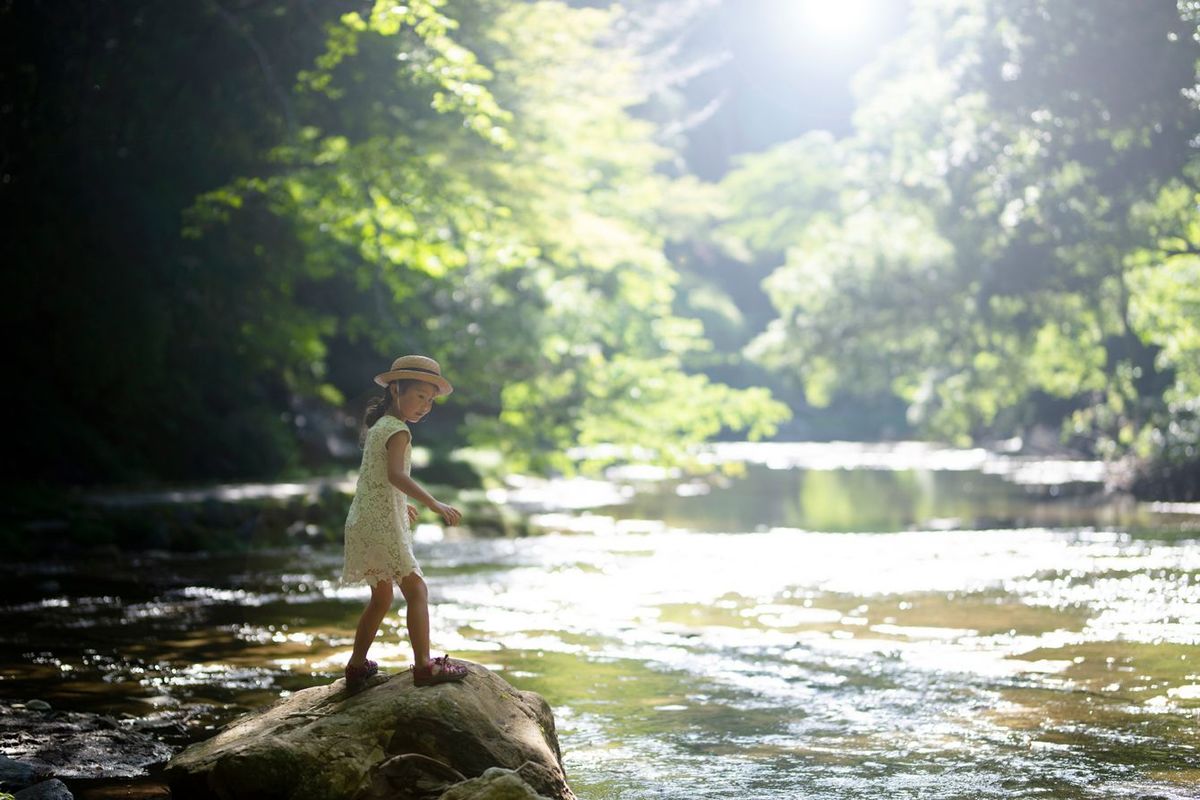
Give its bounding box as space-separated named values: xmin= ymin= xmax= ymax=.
xmin=399 ymin=572 xmax=430 ymax=667
xmin=348 ymin=579 xmax=393 ymax=667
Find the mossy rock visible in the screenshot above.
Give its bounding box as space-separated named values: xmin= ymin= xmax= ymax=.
xmin=165 ymin=661 xmax=574 ymax=800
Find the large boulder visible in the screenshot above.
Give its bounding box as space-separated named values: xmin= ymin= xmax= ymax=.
xmin=165 ymin=660 xmax=574 ymax=800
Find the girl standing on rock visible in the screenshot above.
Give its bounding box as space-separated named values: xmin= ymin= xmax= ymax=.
xmin=341 ymin=354 xmax=469 ymax=688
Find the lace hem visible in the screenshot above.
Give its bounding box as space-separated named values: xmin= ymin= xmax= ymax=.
xmin=340 ymin=563 xmax=423 ymax=587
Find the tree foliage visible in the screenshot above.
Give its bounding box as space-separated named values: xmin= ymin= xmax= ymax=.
xmin=724 ymin=0 xmax=1200 ymax=466
xmin=5 ymin=0 xmax=788 ymax=485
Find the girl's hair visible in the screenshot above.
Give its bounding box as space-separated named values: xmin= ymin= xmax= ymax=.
xmin=360 ymin=379 xmax=424 ymax=447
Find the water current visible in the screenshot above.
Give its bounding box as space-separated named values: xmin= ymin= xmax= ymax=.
xmin=2 ymin=442 xmax=1198 ymax=799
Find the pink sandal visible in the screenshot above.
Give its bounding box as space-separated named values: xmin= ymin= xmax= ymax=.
xmin=413 ymin=654 xmax=468 ymax=687
xmin=345 ymin=659 xmax=380 ymax=686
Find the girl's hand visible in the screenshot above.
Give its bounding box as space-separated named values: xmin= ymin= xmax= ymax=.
xmin=407 ymin=504 xmax=419 ymax=527
xmin=430 ymin=501 xmax=462 ymax=527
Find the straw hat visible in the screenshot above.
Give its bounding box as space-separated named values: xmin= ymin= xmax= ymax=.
xmin=373 ymin=354 xmax=453 ymax=396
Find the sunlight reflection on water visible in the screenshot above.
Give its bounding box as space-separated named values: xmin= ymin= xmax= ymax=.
xmin=372 ymin=521 xmax=1197 ymax=797
xmin=703 ymin=441 xmax=1109 ymax=485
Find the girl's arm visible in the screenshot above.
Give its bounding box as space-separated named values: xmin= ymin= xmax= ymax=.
xmin=387 ymin=430 xmax=462 ymax=526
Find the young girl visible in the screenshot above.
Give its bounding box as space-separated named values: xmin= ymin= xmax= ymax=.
xmin=341 ymin=354 xmax=469 ymax=687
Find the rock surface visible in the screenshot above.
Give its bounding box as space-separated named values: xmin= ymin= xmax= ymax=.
xmin=438 ymin=768 xmax=552 ymax=800
xmin=0 ymin=705 xmax=173 ymax=780
xmin=0 ymin=753 xmax=47 ymax=791
xmin=357 ymin=753 xmax=467 ymax=800
xmin=13 ymin=778 xmax=74 ymax=800
xmin=166 ymin=660 xmax=575 ymax=800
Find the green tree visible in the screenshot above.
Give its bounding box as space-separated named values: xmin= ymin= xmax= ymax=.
xmin=5 ymin=0 xmax=789 ymax=488
xmin=724 ymin=0 xmax=1199 ymax=481
xmin=185 ymin=0 xmax=791 ymax=475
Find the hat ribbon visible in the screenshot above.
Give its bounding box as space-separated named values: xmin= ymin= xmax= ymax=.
xmin=393 ymin=366 xmax=441 ymax=377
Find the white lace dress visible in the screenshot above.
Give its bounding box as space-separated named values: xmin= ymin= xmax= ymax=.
xmin=341 ymin=415 xmax=422 ymax=585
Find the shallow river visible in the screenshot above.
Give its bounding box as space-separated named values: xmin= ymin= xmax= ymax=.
xmin=2 ymin=442 xmax=1199 ymax=799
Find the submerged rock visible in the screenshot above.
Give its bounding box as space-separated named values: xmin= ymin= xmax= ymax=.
xmin=0 ymin=705 xmax=173 ymax=781
xmin=165 ymin=660 xmax=575 ymax=800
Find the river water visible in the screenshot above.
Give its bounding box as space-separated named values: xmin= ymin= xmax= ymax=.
xmin=2 ymin=442 xmax=1198 ymax=799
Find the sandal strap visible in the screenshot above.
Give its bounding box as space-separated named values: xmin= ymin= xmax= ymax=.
xmin=346 ymin=660 xmax=380 ymax=680
xmin=424 ymin=655 xmax=465 ymax=676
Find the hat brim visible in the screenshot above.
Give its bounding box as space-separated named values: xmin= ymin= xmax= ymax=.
xmin=373 ymin=370 xmax=453 ymax=397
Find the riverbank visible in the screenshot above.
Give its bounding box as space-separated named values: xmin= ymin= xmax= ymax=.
xmin=0 ymin=468 xmax=526 ymax=560
xmin=4 ymin=440 xmax=1197 ymax=560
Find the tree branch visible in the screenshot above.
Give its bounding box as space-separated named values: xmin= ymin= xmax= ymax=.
xmin=1161 ymin=244 xmax=1200 ymax=259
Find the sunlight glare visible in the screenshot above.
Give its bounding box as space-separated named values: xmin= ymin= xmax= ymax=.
xmin=789 ymin=0 xmax=876 ymax=42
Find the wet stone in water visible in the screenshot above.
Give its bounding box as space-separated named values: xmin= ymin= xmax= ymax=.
xmin=12 ymin=778 xmax=75 ymax=800
xmin=0 ymin=704 xmax=174 ymax=780
xmin=0 ymin=753 xmax=48 ymax=792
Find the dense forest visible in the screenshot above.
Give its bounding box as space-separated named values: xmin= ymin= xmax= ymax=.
xmin=4 ymin=0 xmax=1198 ymax=499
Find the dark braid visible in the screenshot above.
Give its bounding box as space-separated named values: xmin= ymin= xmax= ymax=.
xmin=359 ymin=379 xmax=423 ymax=447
